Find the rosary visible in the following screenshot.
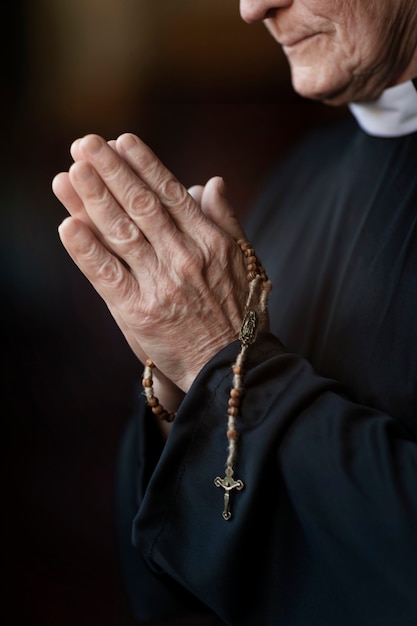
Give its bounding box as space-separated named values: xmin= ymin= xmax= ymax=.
xmin=142 ymin=238 xmax=271 ymax=520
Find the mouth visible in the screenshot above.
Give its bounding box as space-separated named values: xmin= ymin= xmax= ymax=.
xmin=280 ymin=33 xmax=319 ymax=50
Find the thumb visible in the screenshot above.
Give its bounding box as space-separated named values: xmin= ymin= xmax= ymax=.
xmin=200 ymin=176 xmax=246 ymax=242
xmin=187 ymin=184 xmax=204 ymax=204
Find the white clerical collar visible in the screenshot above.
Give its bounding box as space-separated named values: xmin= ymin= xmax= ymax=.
xmin=348 ymin=80 xmax=417 ymax=137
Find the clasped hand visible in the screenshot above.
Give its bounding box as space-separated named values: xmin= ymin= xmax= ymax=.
xmin=53 ymin=133 xmax=249 ymax=394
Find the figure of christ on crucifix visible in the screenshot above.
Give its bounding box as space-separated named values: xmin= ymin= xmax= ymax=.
xmin=214 ymin=467 xmax=244 ymax=521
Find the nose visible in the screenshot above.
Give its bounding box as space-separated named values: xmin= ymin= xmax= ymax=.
xmin=239 ymin=0 xmax=291 ymax=24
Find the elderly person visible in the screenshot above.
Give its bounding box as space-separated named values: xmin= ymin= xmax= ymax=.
xmin=53 ymin=1 xmax=417 ymax=624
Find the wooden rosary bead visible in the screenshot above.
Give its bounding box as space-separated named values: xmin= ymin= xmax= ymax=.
xmin=142 ymin=360 xmax=177 ymax=423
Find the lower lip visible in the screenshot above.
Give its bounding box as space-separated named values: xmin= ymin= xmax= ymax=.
xmin=282 ymin=33 xmax=318 ymax=50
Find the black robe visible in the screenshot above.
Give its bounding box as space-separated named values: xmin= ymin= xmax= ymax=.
xmin=116 ymin=114 xmax=417 ymax=625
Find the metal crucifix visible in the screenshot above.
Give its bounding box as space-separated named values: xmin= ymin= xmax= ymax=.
xmin=214 ymin=466 xmax=244 ymax=520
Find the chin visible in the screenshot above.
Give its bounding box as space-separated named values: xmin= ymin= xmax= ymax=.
xmin=290 ymin=68 xmax=352 ymax=106
xmin=289 ymin=65 xmax=391 ymax=106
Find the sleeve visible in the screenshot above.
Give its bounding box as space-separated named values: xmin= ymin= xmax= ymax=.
xmin=119 ymin=332 xmax=417 ymax=626
xmin=115 ymin=391 xmax=212 ymax=623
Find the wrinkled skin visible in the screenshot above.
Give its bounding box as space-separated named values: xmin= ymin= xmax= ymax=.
xmin=240 ymin=0 xmax=417 ymax=104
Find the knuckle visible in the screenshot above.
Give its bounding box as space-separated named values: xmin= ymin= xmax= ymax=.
xmin=161 ymin=175 xmax=186 ymax=204
xmin=89 ymin=183 xmax=109 ymax=207
xmin=134 ymin=149 xmax=159 ymax=178
xmin=79 ymin=238 xmax=126 ymax=287
xmin=107 ymin=216 xmax=141 ymax=247
xmin=100 ymin=157 xmax=124 ymax=182
xmin=126 ymin=184 xmax=159 ymax=217
xmin=77 ymin=235 xmax=100 ymax=259
xmin=97 ymin=257 xmax=125 ymax=288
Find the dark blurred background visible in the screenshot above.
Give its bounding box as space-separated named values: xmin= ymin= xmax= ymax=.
xmin=2 ymin=1 xmax=346 ymax=624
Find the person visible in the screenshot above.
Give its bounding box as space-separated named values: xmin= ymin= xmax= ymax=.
xmin=52 ymin=1 xmax=417 ymax=624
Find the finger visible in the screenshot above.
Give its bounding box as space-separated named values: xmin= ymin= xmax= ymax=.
xmin=71 ymin=137 xmax=117 ymax=157
xmin=73 ymin=134 xmax=179 ymax=249
xmin=58 ymin=216 xmax=171 ymax=368
xmin=70 ymin=137 xmax=82 ymax=161
xmin=52 ymin=171 xmax=84 ymax=215
xmin=56 ymin=136 xmax=147 ymax=251
xmin=68 ymin=159 xmax=154 ymax=270
xmin=58 ymin=215 xmax=139 ymax=309
xmin=52 ymin=171 xmax=97 ymax=231
xmin=70 ymin=137 xmax=116 ymax=161
xmin=115 ymin=133 xmax=207 ymax=234
xmin=53 ymin=171 xmax=133 ymax=257
xmin=187 ymin=184 xmax=204 ymax=204
xmin=199 ymin=177 xmax=247 ymax=242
